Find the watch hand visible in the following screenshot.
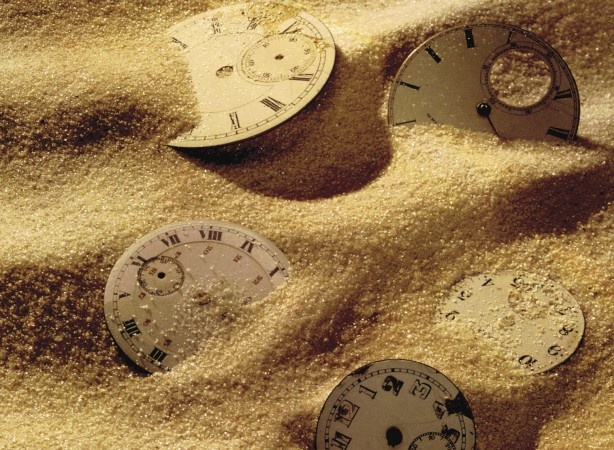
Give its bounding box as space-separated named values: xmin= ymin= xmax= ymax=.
xmin=476 ymin=102 xmax=500 ymax=137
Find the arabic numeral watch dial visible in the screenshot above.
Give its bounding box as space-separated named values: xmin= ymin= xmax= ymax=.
xmin=167 ymin=2 xmax=336 ymax=148
xmin=103 ymin=220 xmax=291 ymax=373
xmin=316 ymin=359 xmax=476 ymax=450
xmin=439 ymin=271 xmax=585 ymax=374
xmin=388 ymin=23 xmax=580 ymax=141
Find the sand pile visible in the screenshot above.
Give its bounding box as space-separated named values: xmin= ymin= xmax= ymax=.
xmin=0 ymin=0 xmax=612 ymax=448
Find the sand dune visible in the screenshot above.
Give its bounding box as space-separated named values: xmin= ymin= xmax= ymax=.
xmin=1 ymin=0 xmax=612 ymax=448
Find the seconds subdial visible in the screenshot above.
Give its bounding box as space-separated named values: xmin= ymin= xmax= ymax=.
xmin=241 ymin=33 xmax=317 ymax=83
xmin=137 ymin=256 xmax=185 ymax=296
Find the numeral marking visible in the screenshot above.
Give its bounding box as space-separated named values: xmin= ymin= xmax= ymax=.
xmin=445 ymin=310 xmax=460 ymax=320
xmin=211 ymin=17 xmax=221 ymax=34
xmin=400 ymin=81 xmax=420 ymax=90
xmin=118 ymin=291 xmax=130 ymax=299
xmin=241 ymin=240 xmax=254 ymax=253
xmin=382 ymin=375 xmax=404 ymax=396
xmin=410 ymin=379 xmax=432 ymax=399
xmin=548 ymin=344 xmax=563 ymax=355
xmin=161 ymin=234 xmax=181 ymax=247
xmin=330 ymin=431 xmax=352 ymax=450
xmin=559 ymin=324 xmax=575 ymax=335
xmin=246 ymin=18 xmax=259 ymax=30
xmin=334 ymin=400 xmax=360 ymax=427
xmin=507 ymin=31 xmax=515 ymax=44
xmin=171 ymin=37 xmax=187 ymax=49
xmin=290 ymin=73 xmax=313 ymax=81
xmin=518 ymin=354 xmax=537 ymax=367
xmin=280 ymin=20 xmax=302 ymax=34
xmin=149 ymin=347 xmax=168 ymax=363
xmin=457 ymin=290 xmax=472 ymax=300
xmin=481 ymin=278 xmax=494 ymax=287
xmin=229 ymin=111 xmax=241 ymax=130
xmin=358 ymin=385 xmax=377 ymax=399
xmin=206 ymin=230 xmax=223 ymax=241
xmin=554 ymin=89 xmax=572 ymax=100
xmin=441 ymin=425 xmax=461 ymax=443
xmin=464 ymin=28 xmax=475 ymax=48
xmin=425 ymin=46 xmax=442 ymax=63
xmin=260 ymin=96 xmax=286 ymax=112
xmin=269 ymin=266 xmax=280 ymax=278
xmin=546 ymin=127 xmax=571 ymax=140
xmin=394 ymin=119 xmax=417 ymax=126
xmin=122 ymin=319 xmax=141 ymax=337
xmin=131 ymin=255 xmax=147 ymax=267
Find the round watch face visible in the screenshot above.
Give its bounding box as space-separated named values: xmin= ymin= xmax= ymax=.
xmin=316 ymin=359 xmax=476 ymax=450
xmin=439 ymin=271 xmax=585 ymax=374
xmin=388 ymin=23 xmax=580 ymax=141
xmin=167 ymin=3 xmax=336 ymax=148
xmin=103 ymin=220 xmax=291 ymax=372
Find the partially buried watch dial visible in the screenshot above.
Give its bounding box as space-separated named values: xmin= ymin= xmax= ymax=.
xmin=316 ymin=359 xmax=476 ymax=450
xmin=104 ymin=220 xmax=290 ymax=372
xmin=439 ymin=271 xmax=585 ymax=374
xmin=388 ymin=23 xmax=580 ymax=141
xmin=167 ymin=3 xmax=336 ymax=148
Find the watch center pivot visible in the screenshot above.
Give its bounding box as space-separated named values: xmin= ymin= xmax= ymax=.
xmin=386 ymin=426 xmax=403 ymax=447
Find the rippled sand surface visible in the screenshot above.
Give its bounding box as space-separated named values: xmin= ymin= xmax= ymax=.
xmin=1 ymin=0 xmax=612 ymax=448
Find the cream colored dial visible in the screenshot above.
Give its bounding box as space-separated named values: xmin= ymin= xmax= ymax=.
xmin=439 ymin=271 xmax=585 ymax=374
xmin=388 ymin=23 xmax=580 ymax=141
xmin=316 ymin=360 xmax=476 ymax=450
xmin=103 ymin=220 xmax=291 ymax=373
xmin=167 ymin=3 xmax=335 ymax=148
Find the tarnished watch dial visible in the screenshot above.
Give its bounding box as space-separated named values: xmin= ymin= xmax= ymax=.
xmin=316 ymin=359 xmax=476 ymax=450
xmin=104 ymin=220 xmax=290 ymax=372
xmin=167 ymin=2 xmax=336 ymax=148
xmin=388 ymin=23 xmax=580 ymax=141
xmin=439 ymin=271 xmax=585 ymax=374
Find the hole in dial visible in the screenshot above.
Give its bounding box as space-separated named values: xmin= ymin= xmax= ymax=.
xmin=488 ymin=49 xmax=553 ymax=109
xmin=386 ymin=426 xmax=403 ymax=447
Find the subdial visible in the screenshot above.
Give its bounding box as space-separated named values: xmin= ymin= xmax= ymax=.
xmin=240 ymin=33 xmax=317 ymax=82
xmin=137 ymin=256 xmax=185 ymax=296
xmin=408 ymin=432 xmax=456 ymax=450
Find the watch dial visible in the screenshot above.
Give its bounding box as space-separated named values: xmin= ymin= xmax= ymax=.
xmin=439 ymin=271 xmax=585 ymax=374
xmin=104 ymin=220 xmax=290 ymax=372
xmin=388 ymin=23 xmax=580 ymax=141
xmin=167 ymin=3 xmax=336 ymax=148
xmin=316 ymin=359 xmax=476 ymax=450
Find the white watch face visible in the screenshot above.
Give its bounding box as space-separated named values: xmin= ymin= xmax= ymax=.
xmin=439 ymin=271 xmax=585 ymax=374
xmin=167 ymin=3 xmax=336 ymax=148
xmin=316 ymin=359 xmax=476 ymax=450
xmin=388 ymin=23 xmax=580 ymax=141
xmin=103 ymin=220 xmax=290 ymax=373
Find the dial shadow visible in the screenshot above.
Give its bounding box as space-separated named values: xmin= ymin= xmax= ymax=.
xmin=174 ymin=50 xmax=394 ymax=201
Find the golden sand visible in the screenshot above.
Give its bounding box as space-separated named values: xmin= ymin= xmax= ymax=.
xmin=1 ymin=0 xmax=612 ymax=448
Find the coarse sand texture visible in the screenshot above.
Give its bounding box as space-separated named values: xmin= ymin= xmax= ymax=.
xmin=0 ymin=0 xmax=612 ymax=449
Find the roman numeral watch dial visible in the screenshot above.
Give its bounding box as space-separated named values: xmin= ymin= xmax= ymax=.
xmin=103 ymin=220 xmax=290 ymax=373
xmin=439 ymin=271 xmax=585 ymax=374
xmin=316 ymin=359 xmax=476 ymax=450
xmin=388 ymin=24 xmax=580 ymax=141
xmin=167 ymin=3 xmax=336 ymax=148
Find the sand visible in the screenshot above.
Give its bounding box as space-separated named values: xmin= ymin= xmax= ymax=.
xmin=1 ymin=0 xmax=612 ymax=448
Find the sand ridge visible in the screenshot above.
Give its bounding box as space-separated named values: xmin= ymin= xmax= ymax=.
xmin=1 ymin=0 xmax=612 ymax=448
